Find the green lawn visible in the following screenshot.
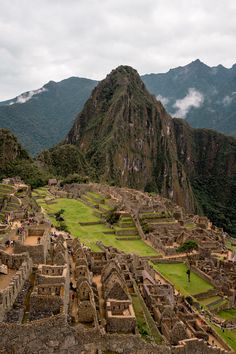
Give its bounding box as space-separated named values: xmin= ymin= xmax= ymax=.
xmin=34 ymin=190 xmax=159 ymax=256
xmin=212 ymin=324 xmax=236 ymax=352
xmin=131 ymin=295 xmax=151 ymax=338
xmin=198 ymin=296 xmax=222 ymax=306
xmin=153 ymin=263 xmax=214 ymax=296
xmin=226 ymin=240 xmax=236 ymax=252
xmin=217 ymin=309 xmax=236 ymax=320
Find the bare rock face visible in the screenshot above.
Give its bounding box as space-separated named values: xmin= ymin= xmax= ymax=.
xmin=65 ymin=66 xmax=196 ymax=212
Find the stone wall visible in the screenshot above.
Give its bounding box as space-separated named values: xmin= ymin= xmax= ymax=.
xmin=0 ymin=315 xmax=169 ymax=354
xmin=172 ymin=338 xmax=232 ymax=354
xmin=14 ymin=241 xmax=46 ymax=264
xmin=0 ymin=316 xmax=232 ymax=354
xmin=0 ymin=250 xmax=29 ymax=269
xmin=191 ymin=265 xmax=217 ymax=288
xmin=14 ymin=224 xmax=50 ymax=265
xmin=0 ymin=253 xmax=32 ymax=321
xmin=29 ymin=294 xmax=63 ymax=320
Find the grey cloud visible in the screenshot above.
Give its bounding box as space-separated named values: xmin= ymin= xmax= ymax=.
xmin=172 ymin=88 xmax=204 ymax=118
xmin=222 ymin=95 xmax=233 ymax=106
xmin=156 ymin=95 xmax=169 ymax=106
xmin=0 ymin=0 xmax=236 ymax=100
xmin=9 ymin=87 xmax=47 ymax=105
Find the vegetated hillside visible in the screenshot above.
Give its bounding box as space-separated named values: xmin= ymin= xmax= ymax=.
xmin=39 ymin=65 xmax=236 ymax=236
xmin=173 ymin=119 xmax=236 ymax=236
xmin=0 ymin=129 xmax=49 ymax=187
xmin=0 ymin=77 xmax=97 ymax=155
xmin=142 ymin=59 xmax=236 ymax=137
xmin=37 ymin=144 xmax=92 ymax=179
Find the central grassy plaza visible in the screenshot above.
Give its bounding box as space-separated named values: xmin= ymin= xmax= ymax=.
xmin=33 ymin=188 xmax=159 ymax=256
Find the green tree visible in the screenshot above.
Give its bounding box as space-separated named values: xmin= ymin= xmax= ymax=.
xmin=177 ymin=240 xmax=198 ymax=254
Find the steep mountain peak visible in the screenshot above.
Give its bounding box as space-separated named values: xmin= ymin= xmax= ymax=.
xmin=189 ymin=58 xmax=206 ymax=66
xmin=65 ymin=66 xmax=196 ymax=211
xmin=66 ymin=65 xmax=159 ymax=146
xmin=106 ymin=65 xmax=139 ymax=80
xmin=167 ymin=59 xmax=210 ymax=77
xmin=185 ymin=59 xmax=210 ymax=72
xmin=100 ymin=65 xmax=146 ymax=93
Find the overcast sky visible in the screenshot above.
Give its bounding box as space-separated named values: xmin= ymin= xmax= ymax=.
xmin=0 ymin=0 xmax=235 ymax=100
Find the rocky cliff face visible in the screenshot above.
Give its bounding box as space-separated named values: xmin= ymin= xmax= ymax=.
xmin=173 ymin=119 xmax=236 ymax=234
xmin=65 ymin=66 xmax=196 ymax=212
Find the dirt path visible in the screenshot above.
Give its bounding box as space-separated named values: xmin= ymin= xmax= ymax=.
xmin=93 ymin=275 xmax=105 ymax=319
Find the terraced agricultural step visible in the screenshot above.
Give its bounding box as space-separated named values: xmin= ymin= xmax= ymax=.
xmin=0 ymin=184 xmax=16 ymax=193
xmin=79 ymin=221 xmax=105 ymax=226
xmin=80 ymin=195 xmax=99 ymax=208
xmin=118 ymin=221 xmax=135 ymax=228
xmin=140 ymin=212 xmax=172 ymax=220
xmin=86 ymin=192 xmax=105 ymax=204
xmin=93 ymin=210 xmax=105 ymax=218
xmin=149 ymin=217 xmax=175 ymax=222
xmin=116 ymin=236 xmax=140 ymax=240
xmin=98 ymin=204 xmax=113 ymax=213
xmin=103 ymin=230 xmax=116 ymax=235
xmin=207 ymin=297 xmax=226 ymax=309
xmin=115 ymin=228 xmax=139 ymax=236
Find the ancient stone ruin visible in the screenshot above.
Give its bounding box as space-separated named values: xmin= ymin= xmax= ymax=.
xmin=0 ymin=180 xmax=234 ymax=353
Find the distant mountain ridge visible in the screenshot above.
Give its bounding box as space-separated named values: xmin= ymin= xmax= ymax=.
xmin=0 ymin=77 xmax=97 ymax=155
xmin=142 ymin=59 xmax=236 ymax=136
xmin=0 ymin=59 xmax=235 ymax=155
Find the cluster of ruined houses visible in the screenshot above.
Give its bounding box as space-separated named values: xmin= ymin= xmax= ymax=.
xmin=59 ymin=182 xmax=228 ymax=257
xmin=191 ymin=249 xmax=236 ymax=306
xmin=0 ymin=180 xmax=235 ymax=353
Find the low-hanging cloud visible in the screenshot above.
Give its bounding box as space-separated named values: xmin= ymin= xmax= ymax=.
xmin=9 ymin=87 xmax=47 ymax=105
xmin=156 ymin=94 xmax=169 ymax=106
xmin=172 ymin=88 xmax=204 ymax=118
xmin=222 ymin=95 xmax=233 ymax=106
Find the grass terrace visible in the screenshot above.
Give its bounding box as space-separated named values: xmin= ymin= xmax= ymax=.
xmin=212 ymin=324 xmax=236 ymax=352
xmin=198 ymin=296 xmax=222 ymax=306
xmin=152 ymin=262 xmax=214 ymax=297
xmin=34 ymin=188 xmax=159 ymax=256
xmin=226 ymin=240 xmax=236 ymax=253
xmin=217 ymin=309 xmax=236 ymax=321
xmin=131 ymin=295 xmax=151 ymax=339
